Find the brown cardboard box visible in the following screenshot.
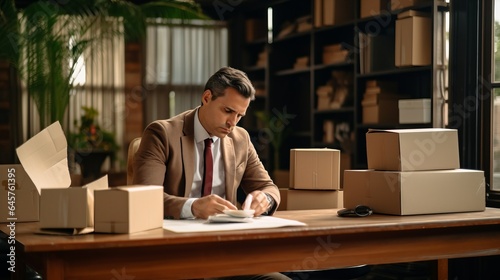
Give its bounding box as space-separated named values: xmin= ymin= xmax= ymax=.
xmin=280 ymin=189 xmax=343 ymax=210
xmin=366 ymin=128 xmax=460 ymax=171
xmin=40 ymin=175 xmax=108 ymax=229
xmin=94 ymin=186 xmax=163 ymax=233
xmin=360 ymin=0 xmax=390 ymax=18
xmin=395 ymin=11 xmax=431 ymax=66
xmin=0 ymin=164 xmax=39 ymax=222
xmin=343 ymin=169 xmax=485 ymax=215
xmin=323 ymin=0 xmax=355 ymax=26
xmin=290 ymin=148 xmax=340 ymax=190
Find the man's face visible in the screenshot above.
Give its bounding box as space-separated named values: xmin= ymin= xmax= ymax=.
xmin=199 ymin=87 xmax=251 ymax=138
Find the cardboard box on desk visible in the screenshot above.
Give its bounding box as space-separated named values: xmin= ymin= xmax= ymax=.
xmin=290 ymin=148 xmax=340 ymax=190
xmin=280 ymin=189 xmax=343 ymax=210
xmin=366 ymin=128 xmax=460 ymax=171
xmin=0 ymin=164 xmax=39 ymax=222
xmin=343 ymin=169 xmax=485 ymax=215
xmin=94 ymin=186 xmax=163 ymax=234
xmin=15 ymin=121 xmax=108 ymax=234
xmin=40 ymin=176 xmax=107 ymax=230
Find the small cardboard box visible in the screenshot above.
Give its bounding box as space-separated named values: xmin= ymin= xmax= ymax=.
xmin=395 ymin=11 xmax=431 ymax=66
xmin=280 ymin=189 xmax=343 ymax=210
xmin=322 ymin=0 xmax=355 ymax=26
xmin=94 ymin=186 xmax=163 ymax=233
xmin=16 ymin=121 xmax=109 ymax=233
xmin=290 ymin=148 xmax=340 ymax=190
xmin=399 ymin=98 xmax=431 ymax=124
xmin=40 ymin=176 xmax=108 ymax=229
xmin=0 ymin=164 xmax=39 ymax=222
xmin=343 ymin=169 xmax=485 ymax=215
xmin=366 ymin=128 xmax=460 ymax=171
xmin=360 ymin=0 xmax=390 ymax=18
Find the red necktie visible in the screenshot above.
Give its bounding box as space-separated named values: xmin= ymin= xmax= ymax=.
xmin=202 ymin=138 xmax=213 ymax=196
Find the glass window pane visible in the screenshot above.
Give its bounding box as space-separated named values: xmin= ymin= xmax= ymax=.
xmin=493 ymin=88 xmax=500 ymax=190
xmin=494 ymin=0 xmax=500 ymax=82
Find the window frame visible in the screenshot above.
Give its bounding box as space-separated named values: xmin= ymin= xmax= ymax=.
xmin=484 ymin=0 xmax=500 ymax=207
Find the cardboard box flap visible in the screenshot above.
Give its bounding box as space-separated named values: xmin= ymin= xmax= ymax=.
xmin=16 ymin=121 xmax=71 ymax=195
xmin=367 ymin=128 xmax=452 ymax=134
xmin=83 ymin=175 xmax=108 ymax=226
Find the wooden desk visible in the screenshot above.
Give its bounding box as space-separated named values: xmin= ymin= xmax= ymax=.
xmin=4 ymin=208 xmax=500 ymax=280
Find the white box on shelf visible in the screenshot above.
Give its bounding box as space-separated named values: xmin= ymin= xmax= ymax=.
xmin=398 ymin=98 xmax=431 ymax=124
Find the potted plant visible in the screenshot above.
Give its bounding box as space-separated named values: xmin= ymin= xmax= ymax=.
xmin=255 ymin=110 xmax=292 ymax=188
xmin=68 ymin=106 xmax=120 ymax=182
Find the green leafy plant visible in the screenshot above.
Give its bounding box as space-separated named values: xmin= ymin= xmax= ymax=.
xmin=255 ymin=110 xmax=291 ymax=171
xmin=68 ymin=106 xmax=119 ymax=154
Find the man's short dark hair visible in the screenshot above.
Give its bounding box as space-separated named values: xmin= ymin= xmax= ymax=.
xmin=204 ymin=67 xmax=255 ymax=101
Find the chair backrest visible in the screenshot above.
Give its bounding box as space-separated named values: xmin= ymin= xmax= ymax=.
xmin=127 ymin=137 xmax=142 ymax=185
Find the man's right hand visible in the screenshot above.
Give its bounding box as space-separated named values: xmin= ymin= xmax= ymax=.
xmin=191 ymin=194 xmax=237 ymax=219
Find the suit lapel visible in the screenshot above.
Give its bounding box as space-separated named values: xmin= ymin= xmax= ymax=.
xmin=221 ymin=136 xmax=236 ymax=202
xmin=181 ymin=109 xmax=196 ymax=197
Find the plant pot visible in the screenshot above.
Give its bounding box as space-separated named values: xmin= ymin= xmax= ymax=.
xmin=75 ymin=150 xmax=112 ymax=184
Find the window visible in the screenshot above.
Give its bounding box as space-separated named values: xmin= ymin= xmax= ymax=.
xmin=145 ymin=19 xmax=228 ymax=123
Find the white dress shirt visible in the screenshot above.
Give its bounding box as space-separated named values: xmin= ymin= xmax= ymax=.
xmin=180 ymin=109 xmax=225 ymax=218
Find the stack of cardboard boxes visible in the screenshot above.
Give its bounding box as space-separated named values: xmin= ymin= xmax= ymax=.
xmin=344 ymin=128 xmax=485 ymax=215
xmin=361 ymin=80 xmax=400 ymax=124
xmin=278 ymin=148 xmax=343 ymax=211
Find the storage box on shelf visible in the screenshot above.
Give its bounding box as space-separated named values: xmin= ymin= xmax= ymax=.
xmin=395 ymin=10 xmax=432 ymax=67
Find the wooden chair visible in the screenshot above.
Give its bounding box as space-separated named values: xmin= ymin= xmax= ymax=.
xmin=126 ymin=137 xmax=141 ymax=185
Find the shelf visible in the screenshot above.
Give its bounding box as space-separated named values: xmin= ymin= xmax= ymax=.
xmin=357 ymin=66 xmax=432 ymax=79
xmin=231 ymin=0 xmax=444 ymax=170
xmin=313 ymin=61 xmax=354 ymax=71
xmin=275 ymin=67 xmax=310 ymax=76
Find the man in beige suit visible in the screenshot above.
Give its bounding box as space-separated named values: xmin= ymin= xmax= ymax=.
xmin=132 ymin=66 xmax=280 ymax=221
xmin=133 ymin=67 xmax=289 ymax=280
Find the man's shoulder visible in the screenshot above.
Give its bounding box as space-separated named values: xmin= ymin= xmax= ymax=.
xmin=148 ymin=109 xmax=195 ymax=128
xmin=228 ymin=126 xmax=250 ymax=141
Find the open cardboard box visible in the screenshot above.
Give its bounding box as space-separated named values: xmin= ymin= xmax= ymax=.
xmin=16 ymin=121 xmax=108 ymax=235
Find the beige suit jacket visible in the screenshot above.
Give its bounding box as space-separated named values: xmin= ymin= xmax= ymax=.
xmin=132 ymin=107 xmax=280 ymax=219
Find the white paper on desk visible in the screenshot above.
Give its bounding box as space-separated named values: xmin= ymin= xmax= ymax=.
xmin=163 ymin=216 xmax=306 ymax=233
xmin=16 ymin=121 xmax=70 ymax=195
